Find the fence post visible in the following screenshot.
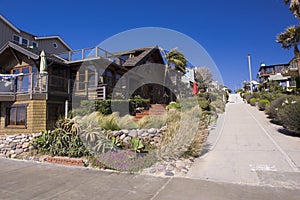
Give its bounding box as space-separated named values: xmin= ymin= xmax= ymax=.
xmin=30 ymin=73 xmax=33 ymax=99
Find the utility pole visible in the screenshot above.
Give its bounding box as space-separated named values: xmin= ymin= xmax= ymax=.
xmin=247 ymin=54 xmax=253 ymax=94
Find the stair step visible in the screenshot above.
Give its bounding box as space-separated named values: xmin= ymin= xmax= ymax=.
xmin=135 ymin=104 xmax=167 ymax=120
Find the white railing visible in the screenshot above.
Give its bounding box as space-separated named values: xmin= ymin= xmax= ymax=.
xmin=55 ymin=46 xmax=125 ymax=65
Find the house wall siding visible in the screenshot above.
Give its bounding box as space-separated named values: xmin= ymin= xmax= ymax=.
xmin=37 ymin=38 xmax=69 ymax=54
xmin=0 ymin=18 xmax=18 ymax=48
xmin=0 ymin=100 xmax=47 ymax=135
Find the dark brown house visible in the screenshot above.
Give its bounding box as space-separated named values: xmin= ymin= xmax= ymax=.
xmin=0 ymin=14 xmax=175 ymax=135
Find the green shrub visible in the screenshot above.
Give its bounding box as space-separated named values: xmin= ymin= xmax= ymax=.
xmin=117 ymin=114 xmax=138 ymax=130
xmin=260 ymin=92 xmax=283 ymax=102
xmin=198 ymin=99 xmax=210 ymax=111
xmin=137 ymin=114 xmax=167 ymax=129
xmin=278 ymin=101 xmax=300 ymax=134
xmin=266 ymin=95 xmax=298 ymax=122
xmin=245 ymin=92 xmax=260 ymax=104
xmin=257 ymin=99 xmax=270 ymax=111
xmin=32 ymin=129 xmax=90 ymax=157
xmin=210 ymin=99 xmax=225 ymax=113
xmin=249 ymin=98 xmax=258 ymax=106
xmin=100 ymin=113 xmax=120 ymax=130
xmin=166 ymin=102 xmax=181 ymax=110
xmin=131 ymin=95 xmax=150 ymax=109
xmin=74 ymin=98 xmax=151 ymax=116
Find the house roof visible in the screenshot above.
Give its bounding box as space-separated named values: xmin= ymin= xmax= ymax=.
xmin=0 ymin=14 xmax=20 ymax=33
xmin=113 ymin=46 xmax=160 ymax=67
xmin=35 ymin=36 xmax=72 ymax=51
xmin=0 ymin=41 xmax=39 ymax=60
xmin=0 ymin=13 xmax=72 ymax=51
xmin=0 ymin=41 xmax=67 ymax=65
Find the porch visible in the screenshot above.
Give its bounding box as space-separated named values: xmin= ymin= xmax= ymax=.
xmin=0 ymin=73 xmax=117 ymax=101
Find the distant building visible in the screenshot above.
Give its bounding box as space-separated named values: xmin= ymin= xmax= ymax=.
xmin=257 ymin=62 xmax=296 ymax=91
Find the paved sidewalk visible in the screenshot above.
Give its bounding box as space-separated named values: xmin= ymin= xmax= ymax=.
xmin=188 ymin=94 xmax=300 ymax=187
xmin=1 ymin=157 xmax=300 ymax=200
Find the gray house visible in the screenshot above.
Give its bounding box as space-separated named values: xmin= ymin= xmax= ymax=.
xmin=0 ymin=14 xmax=71 ymax=54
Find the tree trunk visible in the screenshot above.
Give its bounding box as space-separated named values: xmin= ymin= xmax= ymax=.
xmin=294 ymin=44 xmax=300 ymax=57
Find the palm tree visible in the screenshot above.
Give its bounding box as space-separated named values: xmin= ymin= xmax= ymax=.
xmin=284 ymin=0 xmax=300 ymax=20
xmin=276 ymin=25 xmax=300 ymax=57
xmin=166 ymin=47 xmax=187 ymax=73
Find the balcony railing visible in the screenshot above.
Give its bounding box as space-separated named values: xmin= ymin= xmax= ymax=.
xmin=0 ymin=73 xmax=48 ymax=97
xmin=0 ymin=73 xmax=127 ymax=101
xmin=55 ymin=46 xmax=125 ymax=65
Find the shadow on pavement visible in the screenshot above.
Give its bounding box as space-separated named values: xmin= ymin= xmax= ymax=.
xmin=278 ymin=128 xmax=300 ymax=138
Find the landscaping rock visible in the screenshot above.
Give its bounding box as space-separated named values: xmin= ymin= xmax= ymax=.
xmin=123 ymin=136 xmax=131 ymax=144
xmin=137 ymin=129 xmax=144 ymax=136
xmin=128 ymin=130 xmax=138 ymax=137
xmin=22 ymin=142 xmax=30 ymax=149
xmin=165 ymin=171 xmax=175 ymax=176
xmin=148 ymin=128 xmax=156 ymax=134
xmin=0 ymin=133 xmax=39 ymax=158
xmin=141 ymin=132 xmax=149 ymax=137
xmin=119 ymin=134 xmax=126 ymax=140
xmin=15 ymin=148 xmax=23 ymax=155
xmin=123 ymin=130 xmax=129 ymax=135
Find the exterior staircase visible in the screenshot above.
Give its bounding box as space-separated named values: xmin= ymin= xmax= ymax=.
xmin=135 ymin=104 xmax=167 ymax=120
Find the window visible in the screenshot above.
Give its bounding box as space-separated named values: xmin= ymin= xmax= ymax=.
xmin=105 ymin=70 xmax=114 ymax=86
xmin=12 ymin=35 xmax=29 ymax=46
xmin=11 ymin=65 xmax=37 ymax=92
xmin=53 ymin=43 xmax=58 ymax=48
xmin=22 ymin=38 xmax=29 ymax=46
xmin=13 ymin=35 xmax=20 ymax=43
xmin=50 ymin=67 xmax=66 ymax=91
xmin=78 ymin=69 xmax=85 ymax=90
xmin=32 ymin=41 xmax=38 ymax=48
xmin=5 ymin=104 xmax=27 ymax=128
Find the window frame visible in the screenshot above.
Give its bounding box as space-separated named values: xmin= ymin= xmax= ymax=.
xmin=21 ymin=38 xmax=29 ymax=46
xmin=12 ymin=35 xmax=20 ymax=43
xmin=53 ymin=42 xmax=58 ymax=48
xmin=5 ymin=104 xmax=28 ymax=128
xmin=32 ymin=41 xmax=38 ymax=48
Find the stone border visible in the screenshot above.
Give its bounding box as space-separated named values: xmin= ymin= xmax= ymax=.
xmin=0 ymin=133 xmax=41 ymax=158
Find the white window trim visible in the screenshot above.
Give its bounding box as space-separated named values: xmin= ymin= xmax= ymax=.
xmin=12 ymin=34 xmax=20 ymax=43
xmin=12 ymin=34 xmax=30 ymax=46
xmin=32 ymin=41 xmax=38 ymax=48
xmin=21 ymin=38 xmax=29 ymax=46
xmin=53 ymin=42 xmax=58 ymax=48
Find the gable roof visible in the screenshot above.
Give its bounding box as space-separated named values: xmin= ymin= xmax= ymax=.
xmin=0 ymin=13 xmax=72 ymax=51
xmin=0 ymin=41 xmax=39 ymax=60
xmin=0 ymin=41 xmax=67 ymax=65
xmin=35 ymin=36 xmax=72 ymax=51
xmin=0 ymin=14 xmax=20 ymax=33
xmin=113 ymin=46 xmax=161 ymax=67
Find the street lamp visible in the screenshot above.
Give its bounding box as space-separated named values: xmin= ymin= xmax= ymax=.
xmin=247 ymin=54 xmax=253 ymax=94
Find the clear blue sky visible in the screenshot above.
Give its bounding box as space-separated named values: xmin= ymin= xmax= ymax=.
xmin=0 ymin=0 xmax=298 ymax=90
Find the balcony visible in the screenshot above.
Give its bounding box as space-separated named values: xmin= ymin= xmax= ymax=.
xmin=282 ymin=64 xmax=299 ymax=77
xmin=0 ymin=73 xmax=48 ymax=101
xmin=0 ymin=72 xmax=127 ymax=101
xmin=55 ymin=46 xmax=125 ymax=65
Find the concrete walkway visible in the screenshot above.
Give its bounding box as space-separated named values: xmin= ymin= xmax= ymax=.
xmin=188 ymin=94 xmax=300 ymax=187
xmin=1 ymin=157 xmax=300 ymax=200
